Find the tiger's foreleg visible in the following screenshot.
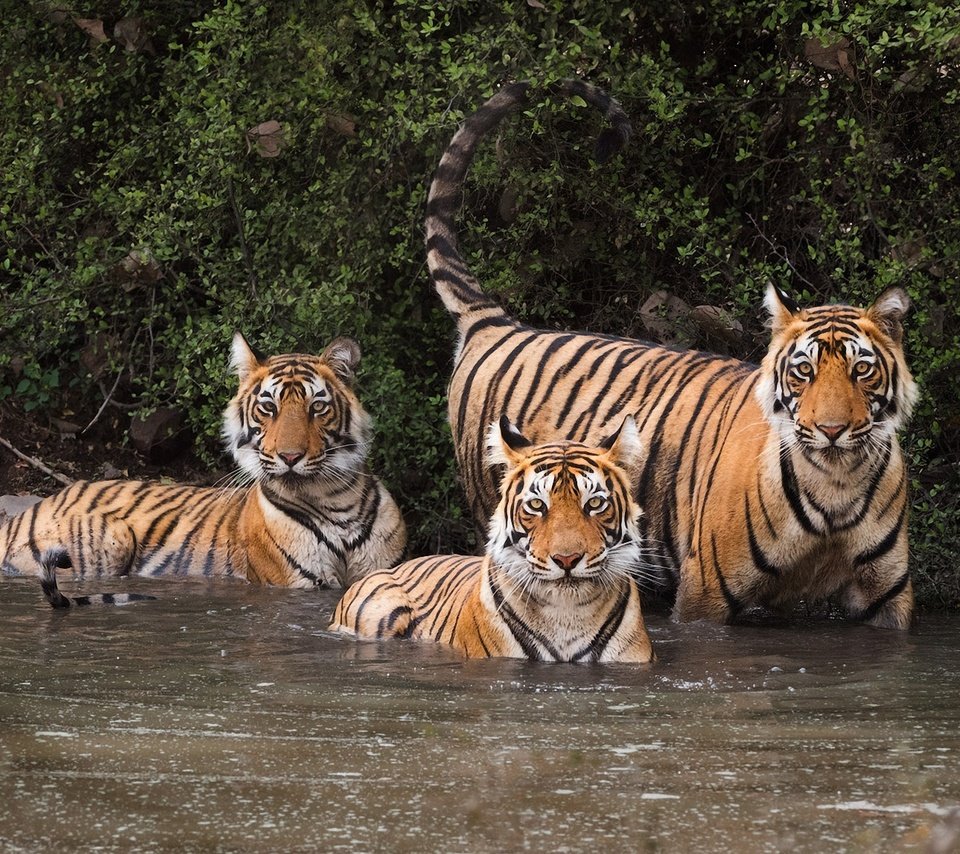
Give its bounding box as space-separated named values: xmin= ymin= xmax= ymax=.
xmin=329 ymin=573 xmax=418 ymax=639
xmin=672 ymin=552 xmax=741 ymax=625
xmin=841 ymin=536 xmax=913 ymax=629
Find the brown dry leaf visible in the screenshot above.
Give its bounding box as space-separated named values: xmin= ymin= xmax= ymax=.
xmin=803 ymin=35 xmax=855 ymax=77
xmin=37 ymin=81 xmax=64 ymax=108
xmin=44 ymin=5 xmax=70 ymax=25
xmin=74 ymin=18 xmax=109 ymax=45
xmin=80 ymin=332 xmax=117 ymax=380
xmin=115 ymin=249 xmax=162 ymax=290
xmin=836 ymin=48 xmax=855 ymax=80
xmin=890 ymin=237 xmax=927 ymax=267
xmin=51 ymin=417 xmax=82 ymax=436
xmin=113 ymin=17 xmax=155 ymax=54
xmin=325 ymin=113 xmax=357 ymax=137
xmin=246 ymin=120 xmax=286 ymax=158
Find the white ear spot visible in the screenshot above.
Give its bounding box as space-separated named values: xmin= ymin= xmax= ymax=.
xmin=868 ymin=287 xmax=910 ymax=342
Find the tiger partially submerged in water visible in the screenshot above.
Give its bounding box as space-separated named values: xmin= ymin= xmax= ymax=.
xmin=425 ymin=80 xmax=918 ymax=628
xmin=331 ymin=416 xmax=654 ymax=663
xmin=1 ymin=333 xmax=406 ymax=603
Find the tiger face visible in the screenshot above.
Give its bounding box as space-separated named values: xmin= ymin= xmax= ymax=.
xmin=222 ymin=333 xmax=371 ymax=486
xmin=485 ymin=416 xmax=644 ymax=593
xmin=756 ymin=284 xmax=918 ymax=459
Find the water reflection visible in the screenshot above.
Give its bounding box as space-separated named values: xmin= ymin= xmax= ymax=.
xmin=1 ymin=578 xmax=958 ymax=851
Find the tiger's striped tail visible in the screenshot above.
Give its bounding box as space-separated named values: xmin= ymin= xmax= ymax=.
xmin=39 ymin=549 xmax=157 ymax=609
xmin=425 ymin=80 xmax=631 ymax=322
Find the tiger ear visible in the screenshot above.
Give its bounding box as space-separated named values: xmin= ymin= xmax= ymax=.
xmin=764 ymin=282 xmax=801 ymax=335
xmin=486 ymin=416 xmax=532 ymax=468
xmin=600 ymin=415 xmax=642 ymax=474
xmin=867 ymin=286 xmax=910 ymax=343
xmin=322 ymin=336 xmax=362 ymax=382
xmin=231 ymin=332 xmax=264 ymax=382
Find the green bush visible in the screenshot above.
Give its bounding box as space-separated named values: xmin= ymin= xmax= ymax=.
xmin=2 ymin=1 xmax=958 ymax=603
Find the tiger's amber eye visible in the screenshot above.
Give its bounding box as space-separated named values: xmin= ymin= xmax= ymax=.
xmin=310 ymin=401 xmax=330 ymax=417
xmin=585 ymin=496 xmax=607 ymax=512
xmin=525 ymin=498 xmax=546 ymax=513
xmin=853 ymin=361 xmax=874 ymax=379
xmin=794 ymin=362 xmax=813 ymax=378
xmin=257 ymin=400 xmax=278 ymax=417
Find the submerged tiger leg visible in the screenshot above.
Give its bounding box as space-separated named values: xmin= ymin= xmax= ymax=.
xmin=329 ymin=572 xmax=418 ymax=639
xmin=673 ymin=552 xmax=740 ymax=624
xmin=841 ymin=538 xmax=913 ymax=629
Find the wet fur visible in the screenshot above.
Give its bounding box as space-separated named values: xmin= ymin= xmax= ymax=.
xmin=330 ymin=418 xmax=654 ymax=663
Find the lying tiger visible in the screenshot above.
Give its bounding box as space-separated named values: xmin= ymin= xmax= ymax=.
xmin=425 ymin=80 xmax=919 ymax=629
xmin=330 ymin=416 xmax=654 ymax=663
xmin=0 ymin=333 xmax=406 ymax=599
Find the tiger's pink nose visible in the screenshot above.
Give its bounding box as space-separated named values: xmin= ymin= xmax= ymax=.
xmin=817 ymin=423 xmax=847 ymax=442
xmin=278 ymin=451 xmax=304 ymax=467
xmin=552 ymin=552 xmax=584 ymax=572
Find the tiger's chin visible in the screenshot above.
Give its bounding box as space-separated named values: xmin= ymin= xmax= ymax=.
xmin=801 ymin=440 xmax=874 ymax=467
xmin=263 ymin=470 xmax=325 ymax=493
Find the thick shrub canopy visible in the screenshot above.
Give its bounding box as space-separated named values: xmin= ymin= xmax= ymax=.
xmin=2 ymin=1 xmax=958 ymax=602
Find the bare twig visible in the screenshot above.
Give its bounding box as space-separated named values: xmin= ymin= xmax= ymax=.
xmin=0 ymin=436 xmax=73 ymax=486
xmin=746 ymin=213 xmax=818 ymax=292
xmin=83 ymin=368 xmax=124 ymax=434
xmin=83 ymin=325 xmax=143 ymax=433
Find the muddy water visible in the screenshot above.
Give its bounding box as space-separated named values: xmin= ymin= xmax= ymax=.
xmin=1 ymin=578 xmax=958 ymax=852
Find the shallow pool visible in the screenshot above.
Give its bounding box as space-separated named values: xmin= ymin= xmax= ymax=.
xmin=1 ymin=578 xmax=958 ymax=851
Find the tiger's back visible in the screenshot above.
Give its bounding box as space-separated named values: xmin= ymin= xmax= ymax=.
xmin=331 ymin=555 xmax=502 ymax=656
xmin=0 ymin=480 xmax=246 ymax=580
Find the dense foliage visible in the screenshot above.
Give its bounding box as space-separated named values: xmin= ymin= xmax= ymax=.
xmin=2 ymin=1 xmax=958 ymax=603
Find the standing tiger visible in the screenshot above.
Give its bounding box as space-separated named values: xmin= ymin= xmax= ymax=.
xmin=425 ymin=80 xmax=918 ymax=629
xmin=330 ymin=416 xmax=653 ymax=663
xmin=0 ymin=333 xmax=406 ymax=596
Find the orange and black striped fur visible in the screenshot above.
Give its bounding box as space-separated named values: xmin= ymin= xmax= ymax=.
xmin=331 ymin=417 xmax=654 ymax=663
xmin=0 ymin=334 xmax=406 ymax=595
xmin=425 ymin=81 xmax=918 ymax=629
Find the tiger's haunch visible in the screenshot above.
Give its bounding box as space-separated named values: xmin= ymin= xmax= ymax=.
xmin=330 ymin=417 xmax=654 ymax=663
xmin=426 ymin=81 xmax=917 ymax=629
xmin=0 ymin=334 xmax=406 ymax=590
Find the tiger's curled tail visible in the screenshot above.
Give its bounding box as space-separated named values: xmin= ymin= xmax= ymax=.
xmin=425 ymin=79 xmax=630 ymax=325
xmin=39 ymin=549 xmax=157 ymax=608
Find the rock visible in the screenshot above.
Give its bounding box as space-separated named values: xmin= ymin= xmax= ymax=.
xmin=0 ymin=494 xmax=43 ymax=520
xmin=690 ymin=304 xmax=745 ymax=352
xmin=129 ymin=407 xmax=191 ymax=462
xmin=639 ymin=290 xmax=692 ymax=347
xmin=101 ymin=463 xmax=126 ymax=480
